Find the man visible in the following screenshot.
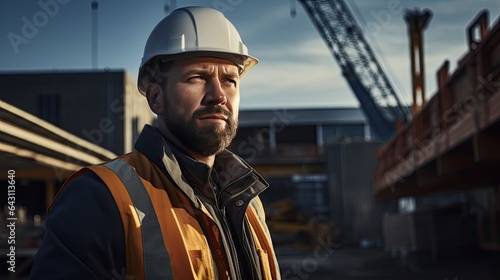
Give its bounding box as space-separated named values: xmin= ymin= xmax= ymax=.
xmin=30 ymin=6 xmax=280 ymax=280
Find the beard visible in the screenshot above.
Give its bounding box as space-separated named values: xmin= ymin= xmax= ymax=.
xmin=165 ymin=105 xmax=238 ymax=157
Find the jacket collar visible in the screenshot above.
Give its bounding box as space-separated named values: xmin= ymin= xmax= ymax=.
xmin=134 ymin=125 xmax=269 ymax=208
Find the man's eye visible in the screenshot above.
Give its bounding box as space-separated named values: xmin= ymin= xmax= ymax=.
xmin=188 ymin=76 xmax=205 ymax=82
xmin=224 ymin=79 xmax=237 ymax=86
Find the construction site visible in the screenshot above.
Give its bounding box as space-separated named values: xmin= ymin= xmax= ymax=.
xmin=1 ymin=0 xmax=500 ymax=279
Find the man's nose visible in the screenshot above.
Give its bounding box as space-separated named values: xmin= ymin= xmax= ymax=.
xmin=203 ymin=80 xmax=227 ymax=105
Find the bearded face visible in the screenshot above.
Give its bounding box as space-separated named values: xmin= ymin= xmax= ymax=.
xmin=155 ymin=57 xmax=241 ymax=158
xmin=165 ymin=103 xmax=238 ymax=157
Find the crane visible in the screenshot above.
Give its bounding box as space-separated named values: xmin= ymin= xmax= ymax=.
xmin=296 ymin=0 xmax=411 ymax=139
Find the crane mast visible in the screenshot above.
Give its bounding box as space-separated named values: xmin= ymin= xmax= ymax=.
xmin=298 ymin=0 xmax=410 ymax=138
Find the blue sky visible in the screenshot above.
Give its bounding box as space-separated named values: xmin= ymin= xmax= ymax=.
xmin=1 ymin=0 xmax=499 ymax=109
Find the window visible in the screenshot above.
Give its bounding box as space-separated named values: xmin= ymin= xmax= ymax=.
xmin=275 ymin=125 xmax=316 ymax=144
xmin=322 ymin=124 xmax=365 ymax=143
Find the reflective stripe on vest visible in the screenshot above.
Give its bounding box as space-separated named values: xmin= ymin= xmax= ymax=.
xmin=105 ymin=159 xmax=172 ymax=279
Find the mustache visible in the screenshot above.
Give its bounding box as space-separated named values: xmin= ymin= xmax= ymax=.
xmin=192 ymin=106 xmax=233 ymax=120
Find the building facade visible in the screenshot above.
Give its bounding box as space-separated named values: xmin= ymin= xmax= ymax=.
xmin=0 ymin=70 xmax=153 ymax=155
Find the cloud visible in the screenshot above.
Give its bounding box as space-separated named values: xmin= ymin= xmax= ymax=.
xmin=240 ymin=38 xmax=358 ymax=109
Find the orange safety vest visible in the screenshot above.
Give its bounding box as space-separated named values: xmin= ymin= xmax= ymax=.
xmin=59 ymin=152 xmax=280 ymax=280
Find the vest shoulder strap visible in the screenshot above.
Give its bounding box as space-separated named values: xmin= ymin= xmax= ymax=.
xmin=87 ymin=160 xmax=170 ymax=279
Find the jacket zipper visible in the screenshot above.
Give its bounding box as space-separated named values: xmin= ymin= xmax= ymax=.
xmin=210 ymin=180 xmax=243 ymax=280
xmin=219 ymin=207 xmax=243 ymax=280
xmin=218 ymin=172 xmax=262 ymax=279
xmin=242 ymin=222 xmax=257 ymax=280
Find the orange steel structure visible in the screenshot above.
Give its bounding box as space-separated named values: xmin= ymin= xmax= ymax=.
xmin=375 ymin=10 xmax=500 ymax=202
xmin=404 ymin=8 xmax=432 ymax=114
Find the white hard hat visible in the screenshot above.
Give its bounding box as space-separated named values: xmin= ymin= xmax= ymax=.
xmin=138 ymin=6 xmax=258 ymax=95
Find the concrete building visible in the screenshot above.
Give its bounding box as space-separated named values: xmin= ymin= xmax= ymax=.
xmin=0 ymin=70 xmax=153 ymax=155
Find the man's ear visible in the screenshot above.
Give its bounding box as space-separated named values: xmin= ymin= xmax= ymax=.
xmin=146 ymin=83 xmax=164 ymax=115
